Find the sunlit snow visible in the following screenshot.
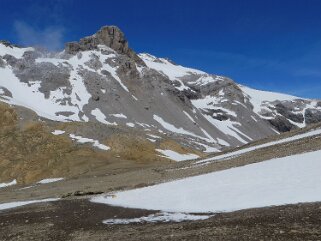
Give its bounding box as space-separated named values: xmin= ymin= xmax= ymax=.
xmin=92 ymin=149 xmax=321 ymax=213
xmin=156 ymin=149 xmax=199 ymax=162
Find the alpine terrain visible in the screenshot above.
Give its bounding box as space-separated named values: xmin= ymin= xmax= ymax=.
xmin=1 ymin=26 xmax=321 ymax=240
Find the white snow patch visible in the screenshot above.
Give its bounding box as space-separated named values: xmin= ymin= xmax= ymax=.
xmin=0 ymin=179 xmax=17 ymax=189
xmin=0 ymin=43 xmax=34 ymax=59
xmin=0 ymin=198 xmax=60 ymax=211
xmin=192 ymin=95 xmax=237 ymax=118
xmin=37 ymin=178 xmax=64 ymax=184
xmin=62 ymin=53 xmax=93 ymax=116
xmin=69 ymin=134 xmax=110 ymax=151
xmin=136 ymin=122 xmax=151 ymax=128
xmin=91 ymin=108 xmax=117 ymax=125
xmin=126 ymin=122 xmax=135 ymax=128
xmin=251 ymin=116 xmax=258 ymax=122
xmin=153 ymin=115 xmax=217 ymax=144
xmin=183 ymin=111 xmax=196 ymax=123
xmin=240 ymin=85 xmax=299 ymax=114
xmin=19 ymin=185 xmax=36 ymax=190
xmin=102 ymin=212 xmax=211 ymax=224
xmin=91 ymin=149 xmax=321 ymax=213
xmin=0 ymin=67 xmax=81 ymax=121
xmin=147 ymin=134 xmax=161 ymax=139
xmin=147 ymin=138 xmax=157 ymax=143
xmin=97 ymin=53 xmax=129 ymax=92
xmin=139 ymin=53 xmax=205 ymax=91
xmin=217 ymin=138 xmax=230 ymax=146
xmin=198 ymin=128 xmax=321 ymax=164
xmin=110 ymin=113 xmax=127 ymax=119
xmin=139 ymin=53 xmax=205 ymax=80
xmin=193 ymin=142 xmax=220 ymax=153
xmin=153 ymin=115 xmax=201 ymax=139
xmin=191 ymin=75 xmax=220 ymax=86
xmin=51 ymin=130 xmax=65 ymax=135
xmin=156 ymin=149 xmax=199 ymax=162
xmin=203 ymin=114 xmax=250 ymax=144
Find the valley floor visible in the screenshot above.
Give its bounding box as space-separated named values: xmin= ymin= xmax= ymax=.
xmin=0 ymin=199 xmax=321 ymax=241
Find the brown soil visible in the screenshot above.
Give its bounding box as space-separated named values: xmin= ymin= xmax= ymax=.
xmin=0 ymin=103 xmax=182 ymax=184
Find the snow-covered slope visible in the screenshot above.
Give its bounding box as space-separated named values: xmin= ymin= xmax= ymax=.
xmin=240 ymin=85 xmax=321 ymax=129
xmin=92 ymin=148 xmax=321 ymax=213
xmin=197 ymin=127 xmax=321 ymax=164
xmin=1 ymin=26 xmax=321 ymax=154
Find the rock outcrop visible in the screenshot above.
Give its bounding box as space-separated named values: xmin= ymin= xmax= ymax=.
xmin=65 ymin=26 xmax=144 ymax=65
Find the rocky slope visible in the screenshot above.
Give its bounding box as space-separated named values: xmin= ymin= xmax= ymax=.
xmin=1 ymin=25 xmax=321 ymax=177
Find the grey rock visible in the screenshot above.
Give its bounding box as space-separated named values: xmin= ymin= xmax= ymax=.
xmin=65 ymin=26 xmax=145 ymax=66
xmin=55 ymin=111 xmax=75 ymax=117
xmin=13 ymin=61 xmax=71 ymax=98
xmin=2 ymin=54 xmax=18 ymax=66
xmin=0 ymin=57 xmax=5 ymax=68
xmin=305 ymin=109 xmax=321 ymax=125
xmin=0 ymin=87 xmax=12 ymax=97
xmin=0 ymin=40 xmax=20 ymax=48
xmin=275 ymin=103 xmax=304 ymax=123
xmin=268 ymin=116 xmax=296 ymax=132
xmin=22 ymin=50 xmax=41 ymax=62
xmin=84 ymin=54 xmax=103 ymax=71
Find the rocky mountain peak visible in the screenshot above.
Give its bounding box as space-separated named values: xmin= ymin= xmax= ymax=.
xmin=65 ymin=25 xmax=144 ymax=65
xmin=0 ymin=40 xmax=19 ymax=48
xmin=1 ymin=25 xmax=321 ymax=160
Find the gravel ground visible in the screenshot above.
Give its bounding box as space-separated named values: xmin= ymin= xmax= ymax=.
xmin=0 ymin=199 xmax=321 ymax=241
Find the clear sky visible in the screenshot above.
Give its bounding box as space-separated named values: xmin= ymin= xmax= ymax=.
xmin=1 ymin=0 xmax=321 ymax=98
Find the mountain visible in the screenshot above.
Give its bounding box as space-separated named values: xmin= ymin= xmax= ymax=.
xmin=1 ymin=112 xmax=321 ymax=240
xmin=1 ymin=26 xmax=321 ymax=183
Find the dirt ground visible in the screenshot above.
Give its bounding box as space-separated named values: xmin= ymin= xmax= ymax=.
xmin=1 ymin=199 xmax=321 ymax=241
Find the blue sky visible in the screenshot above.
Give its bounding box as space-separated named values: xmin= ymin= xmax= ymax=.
xmin=1 ymin=0 xmax=321 ymax=98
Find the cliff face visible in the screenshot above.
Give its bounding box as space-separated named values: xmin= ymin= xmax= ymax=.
xmin=65 ymin=26 xmax=144 ymax=65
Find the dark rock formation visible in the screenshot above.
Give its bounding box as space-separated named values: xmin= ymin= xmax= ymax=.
xmin=305 ymin=109 xmax=321 ymax=125
xmin=268 ymin=116 xmax=296 ymax=132
xmin=2 ymin=54 xmax=18 ymax=66
xmin=275 ymin=103 xmax=304 ymax=123
xmin=0 ymin=57 xmax=5 ymax=68
xmin=0 ymin=40 xmax=20 ymax=48
xmin=65 ymin=26 xmax=145 ymax=65
xmin=84 ymin=54 xmax=103 ymax=70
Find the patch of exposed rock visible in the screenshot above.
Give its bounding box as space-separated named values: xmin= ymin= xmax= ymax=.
xmin=65 ymin=26 xmax=145 ymax=65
